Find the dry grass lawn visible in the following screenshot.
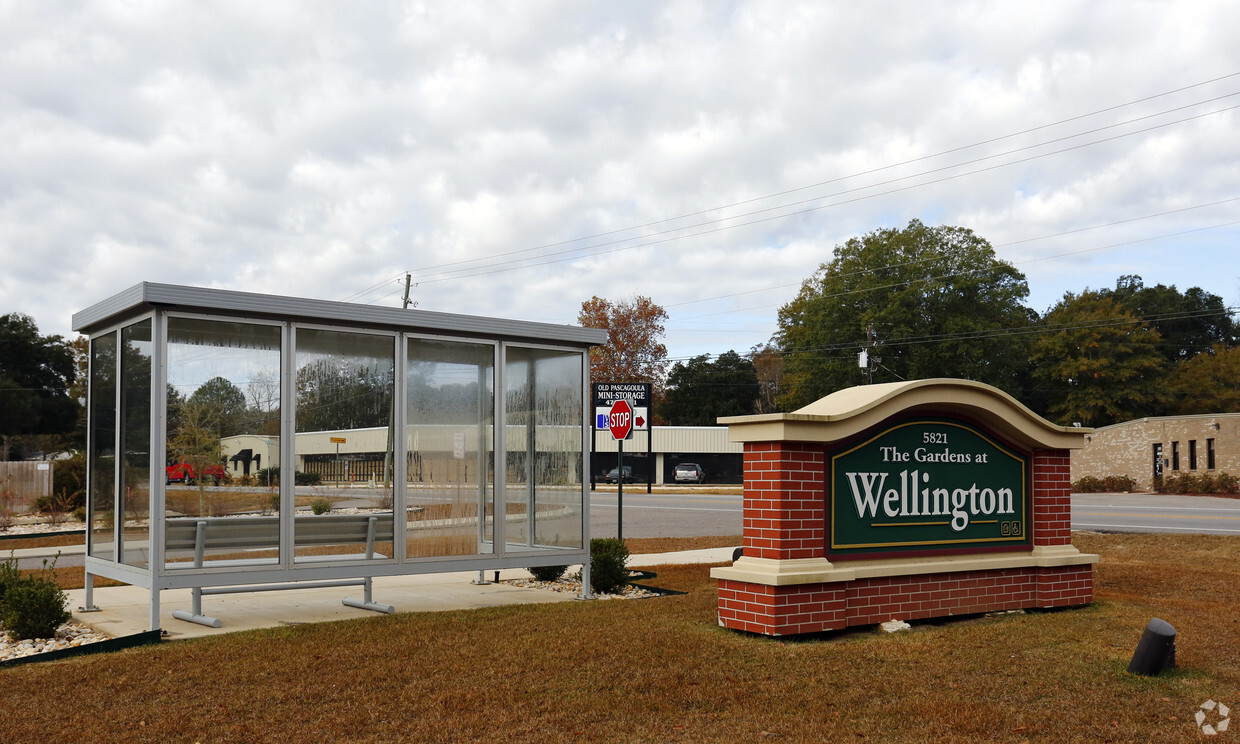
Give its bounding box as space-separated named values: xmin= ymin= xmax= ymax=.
xmin=0 ymin=532 xmax=1236 ymax=742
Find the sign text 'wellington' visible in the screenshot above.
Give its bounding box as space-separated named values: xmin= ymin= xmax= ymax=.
xmin=829 ymin=419 xmax=1030 ymax=556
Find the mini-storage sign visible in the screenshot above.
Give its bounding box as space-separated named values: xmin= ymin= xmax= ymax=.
xmin=592 ymin=382 xmax=650 ymax=433
xmin=829 ymin=418 xmax=1030 ymax=556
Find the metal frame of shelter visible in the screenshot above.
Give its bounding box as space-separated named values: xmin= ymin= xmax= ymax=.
xmin=73 ymin=283 xmax=607 ymax=631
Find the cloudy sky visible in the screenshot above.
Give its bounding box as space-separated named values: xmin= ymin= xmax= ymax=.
xmin=2 ymin=1 xmax=1238 ymax=362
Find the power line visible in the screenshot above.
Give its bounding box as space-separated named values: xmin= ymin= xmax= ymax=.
xmin=341 ymin=72 xmax=1240 ymax=300
xmin=669 ymin=218 xmax=1240 ymax=323
xmin=665 ymin=200 xmax=1240 ymax=311
xmin=393 ymin=101 xmax=1240 ymax=287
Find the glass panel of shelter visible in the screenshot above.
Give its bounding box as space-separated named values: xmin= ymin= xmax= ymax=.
xmin=503 ymin=345 xmax=585 ymax=554
xmin=119 ymin=320 xmax=152 ymax=569
xmin=293 ymin=326 xmax=395 ymax=564
xmin=88 ymin=332 xmax=118 ymax=563
xmin=164 ymin=317 xmax=283 ymax=569
xmin=405 ymin=336 xmax=496 ymax=559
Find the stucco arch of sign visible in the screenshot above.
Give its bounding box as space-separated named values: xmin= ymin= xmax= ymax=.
xmin=719 ymin=378 xmax=1090 ymax=450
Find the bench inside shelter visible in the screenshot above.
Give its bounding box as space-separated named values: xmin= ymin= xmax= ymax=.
xmin=165 ymin=512 xmax=397 ymax=627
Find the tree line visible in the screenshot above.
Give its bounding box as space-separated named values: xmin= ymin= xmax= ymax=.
xmin=583 ymin=219 xmax=1238 ymax=428
xmin=0 ymin=219 xmax=1235 ymax=462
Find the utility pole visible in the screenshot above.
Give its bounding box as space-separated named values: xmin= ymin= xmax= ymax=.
xmin=859 ymin=324 xmax=879 ymax=384
xmin=402 ymin=274 xmax=414 ymax=309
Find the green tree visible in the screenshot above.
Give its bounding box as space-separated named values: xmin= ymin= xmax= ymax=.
xmin=188 ymin=376 xmax=248 ymax=436
xmin=1031 ymin=291 xmax=1167 ymax=426
xmin=296 ymin=358 xmax=393 ymax=432
xmin=776 ymin=220 xmax=1035 ymax=409
xmin=661 ymin=351 xmax=760 ymax=425
xmin=1164 ymin=344 xmax=1240 ymax=414
xmin=167 ymin=399 xmax=223 ymax=516
xmin=1105 ymin=275 xmax=1237 ymax=363
xmin=0 ymin=314 xmax=77 ymax=460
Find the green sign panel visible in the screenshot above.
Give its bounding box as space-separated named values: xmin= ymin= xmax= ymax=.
xmin=829 ymin=419 xmax=1029 ymax=556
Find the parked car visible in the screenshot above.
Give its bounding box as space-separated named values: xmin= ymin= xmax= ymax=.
xmin=603 ymin=466 xmax=634 ymax=484
xmin=674 ymin=463 xmax=707 ymax=484
xmin=166 ymin=462 xmax=228 ymax=485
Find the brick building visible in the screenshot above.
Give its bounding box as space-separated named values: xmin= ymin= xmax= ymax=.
xmin=1071 ymin=413 xmax=1240 ymax=492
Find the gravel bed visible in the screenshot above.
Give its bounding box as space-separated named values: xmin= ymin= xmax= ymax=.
xmin=0 ymin=518 xmax=86 ymax=537
xmin=504 ymin=575 xmax=662 ymax=600
xmin=0 ymin=623 xmax=110 ymax=662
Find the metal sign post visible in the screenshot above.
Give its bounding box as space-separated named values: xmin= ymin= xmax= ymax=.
xmin=607 ymin=399 xmax=633 ymax=541
xmin=593 ymin=383 xmax=650 ymax=542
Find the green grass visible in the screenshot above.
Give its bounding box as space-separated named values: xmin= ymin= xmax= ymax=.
xmin=0 ymin=532 xmax=1235 ymax=742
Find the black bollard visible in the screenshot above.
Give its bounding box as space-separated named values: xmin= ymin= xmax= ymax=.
xmin=1128 ymin=618 xmax=1177 ymax=675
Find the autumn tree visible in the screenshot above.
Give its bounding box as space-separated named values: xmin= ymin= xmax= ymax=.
xmin=750 ymin=343 xmax=785 ymax=414
xmin=661 ymin=351 xmax=760 ymax=425
xmin=578 ymin=295 xmax=670 ymax=388
xmin=776 ymin=220 xmax=1034 ymax=409
xmin=1031 ymin=291 xmax=1166 ymax=426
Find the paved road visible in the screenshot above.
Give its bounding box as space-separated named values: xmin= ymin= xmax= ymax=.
xmin=589 ymin=487 xmax=744 ymax=540
xmin=1071 ymin=493 xmax=1240 ymax=535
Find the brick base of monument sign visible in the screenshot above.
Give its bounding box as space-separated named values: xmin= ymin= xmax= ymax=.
xmin=711 ymin=380 xmax=1099 ymax=637
xmin=718 ymin=564 xmax=1094 ymax=636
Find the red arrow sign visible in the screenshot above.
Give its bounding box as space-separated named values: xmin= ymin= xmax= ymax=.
xmin=635 ymin=415 xmax=645 ymax=428
xmin=608 ymin=399 xmax=633 ymax=440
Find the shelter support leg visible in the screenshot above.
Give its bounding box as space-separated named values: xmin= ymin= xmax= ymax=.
xmin=78 ymin=573 xmax=101 ymax=612
xmin=342 ymin=577 xmax=394 ymax=614
xmin=579 ymin=560 xmax=593 ymax=600
xmin=172 ymin=587 xmax=222 ymax=628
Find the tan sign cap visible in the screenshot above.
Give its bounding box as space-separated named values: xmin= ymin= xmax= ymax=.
xmin=719 ymin=378 xmax=1091 ymax=451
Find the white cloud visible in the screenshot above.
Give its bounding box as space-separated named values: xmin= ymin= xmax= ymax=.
xmin=0 ymin=0 xmax=1236 ymax=357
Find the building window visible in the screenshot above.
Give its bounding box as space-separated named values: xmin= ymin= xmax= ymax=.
xmin=1171 ymin=441 xmax=1180 ymax=471
xmin=1208 ymin=438 xmax=1216 ymax=470
xmin=1189 ymin=440 xmax=1197 ymax=470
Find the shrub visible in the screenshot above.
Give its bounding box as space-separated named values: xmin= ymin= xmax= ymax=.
xmin=0 ymin=555 xmax=71 ymax=640
xmin=0 ymin=553 xmax=21 ymax=611
xmin=1155 ymin=471 xmax=1240 ymax=495
xmin=256 ymin=467 xmax=321 ymax=487
xmin=51 ymin=454 xmax=87 ymax=507
xmin=256 ymin=467 xmax=280 ymax=487
xmin=529 ymin=565 xmax=567 ymax=582
xmin=72 ymin=506 xmax=87 ymax=522
xmin=589 ymin=537 xmax=631 ymax=595
xmin=1071 ymin=476 xmax=1104 ymax=493
xmin=1073 ymin=475 xmax=1137 ymax=493
xmin=267 ymin=494 xmax=281 ymax=514
xmin=1100 ymin=475 xmax=1137 ymax=492
xmin=309 ymin=497 xmax=332 ymax=515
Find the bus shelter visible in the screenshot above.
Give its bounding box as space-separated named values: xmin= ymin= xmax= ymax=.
xmin=73 ymin=283 xmax=606 ymax=630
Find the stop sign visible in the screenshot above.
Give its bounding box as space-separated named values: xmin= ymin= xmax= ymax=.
xmin=607 ymin=399 xmax=633 ymax=440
